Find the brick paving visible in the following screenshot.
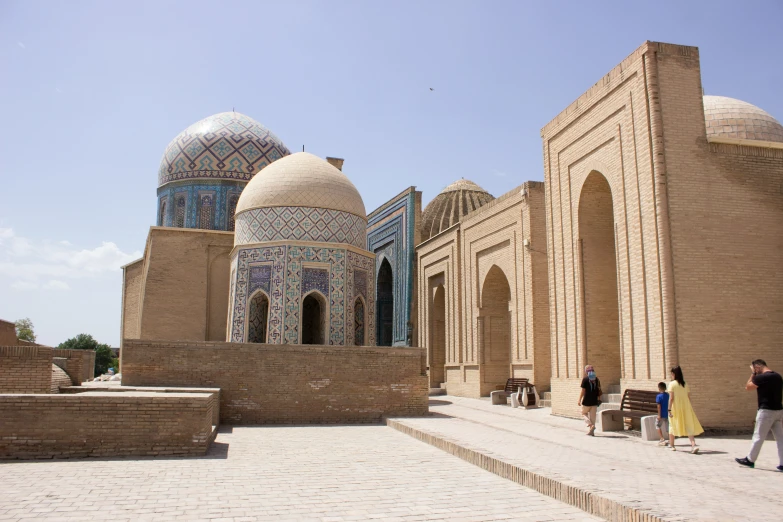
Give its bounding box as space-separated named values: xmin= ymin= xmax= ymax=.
xmin=390 ymin=397 xmax=783 ymax=522
xmin=0 ymin=424 xmax=598 ymax=522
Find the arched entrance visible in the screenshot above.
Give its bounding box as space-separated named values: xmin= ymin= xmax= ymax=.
xmin=480 ymin=266 xmax=511 ymax=392
xmin=579 ymin=171 xmax=621 ymax=385
xmin=247 ymin=291 xmax=269 ymax=343
xmin=354 ymin=297 xmax=365 ymax=346
xmin=430 ymin=284 xmax=446 ymax=388
xmin=301 ymin=292 xmax=326 ymax=345
xmin=376 ymin=258 xmax=393 ymax=346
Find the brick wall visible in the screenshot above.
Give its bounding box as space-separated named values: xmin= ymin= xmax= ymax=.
xmin=0 ymin=320 xmax=18 ymax=345
xmin=121 ymin=228 xmax=234 ymax=348
xmin=0 ymin=392 xmax=215 ymax=459
xmin=122 ymin=339 xmax=428 ymax=424
xmin=0 ymin=346 xmax=51 ymax=394
xmin=52 ymin=349 xmax=96 ymax=384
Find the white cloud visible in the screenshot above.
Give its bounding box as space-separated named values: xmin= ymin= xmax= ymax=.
xmin=0 ymin=227 xmax=141 ymax=285
xmin=11 ymin=280 xmax=38 ymax=290
xmin=44 ymin=280 xmax=70 ymax=290
xmin=17 ymin=42 xmax=25 ymax=49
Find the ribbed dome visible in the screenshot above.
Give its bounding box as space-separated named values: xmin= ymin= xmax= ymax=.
xmin=421 ymin=179 xmax=494 ymax=240
xmin=236 ymin=152 xmax=366 ymax=218
xmin=703 ymin=96 xmax=783 ymax=143
xmin=158 ymin=112 xmax=290 ymax=187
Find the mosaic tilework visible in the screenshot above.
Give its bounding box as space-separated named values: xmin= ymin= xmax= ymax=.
xmin=247 ymin=292 xmax=269 ymax=343
xmin=229 ymin=246 xmax=286 ymax=343
xmin=284 ymin=246 xmax=345 ymax=345
xmin=346 ymin=251 xmax=376 ymax=347
xmin=158 ymin=182 xmax=243 ymax=230
xmin=354 ymin=270 xmax=367 ymax=299
xmin=158 ymin=112 xmax=290 ymax=186
xmin=366 ymin=189 xmax=417 ymax=346
xmin=235 ymin=207 xmax=367 ymax=248
xmin=302 ymin=268 xmax=330 ymax=296
xmin=248 ymin=264 xmax=272 ymax=296
xmin=354 ymin=299 xmax=365 ymax=346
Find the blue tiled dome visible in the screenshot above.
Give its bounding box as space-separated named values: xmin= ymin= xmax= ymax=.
xmin=158 ymin=112 xmax=290 ymax=187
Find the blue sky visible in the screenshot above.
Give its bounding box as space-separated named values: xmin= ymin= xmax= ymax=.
xmin=1 ymin=0 xmax=781 ymax=347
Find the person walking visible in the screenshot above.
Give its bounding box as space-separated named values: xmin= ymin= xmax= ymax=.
xmin=668 ymin=366 xmax=703 ymax=453
xmin=578 ymin=364 xmax=602 ymax=436
xmin=735 ymin=359 xmax=783 ymax=471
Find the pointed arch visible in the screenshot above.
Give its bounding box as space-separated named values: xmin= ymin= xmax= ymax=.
xmin=376 ymin=258 xmax=394 ymax=346
xmin=480 ymin=265 xmax=512 ymax=392
xmin=578 ymin=170 xmax=621 ymax=385
xmin=301 ymin=290 xmax=327 ymax=345
xmin=246 ymin=289 xmax=270 ymax=343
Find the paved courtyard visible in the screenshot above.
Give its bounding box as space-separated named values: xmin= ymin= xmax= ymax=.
xmin=0 ymin=423 xmax=598 ymax=522
xmin=390 ymin=397 xmax=783 ymax=522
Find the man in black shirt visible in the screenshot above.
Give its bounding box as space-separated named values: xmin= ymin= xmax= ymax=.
xmin=735 ymin=359 xmax=783 ymax=471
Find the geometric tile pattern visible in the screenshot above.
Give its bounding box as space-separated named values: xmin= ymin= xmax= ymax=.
xmin=366 ymin=189 xmax=417 ymax=346
xmin=235 ymin=206 xmax=367 ymax=249
xmin=284 ymin=246 xmax=345 ymax=345
xmin=346 ymin=251 xmax=376 ymax=347
xmin=158 ymin=112 xmax=290 ymax=187
xmin=229 ymin=244 xmax=375 ymax=346
xmin=248 ymin=264 xmax=272 ymax=296
xmin=302 ymin=268 xmax=330 ymax=297
xmin=157 ymin=181 xmax=243 ymax=230
xmin=229 ymin=246 xmax=286 ymax=343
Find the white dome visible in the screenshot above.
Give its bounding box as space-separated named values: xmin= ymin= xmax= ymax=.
xmin=236 ymin=152 xmax=366 ymax=218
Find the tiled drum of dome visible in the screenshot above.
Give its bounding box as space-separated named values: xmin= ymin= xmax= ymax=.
xmin=158 ymin=112 xmax=291 ymax=186
xmin=235 ymin=207 xmax=367 ymax=248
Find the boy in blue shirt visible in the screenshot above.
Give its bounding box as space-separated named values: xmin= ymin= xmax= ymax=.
xmin=656 ymin=382 xmax=670 ymax=446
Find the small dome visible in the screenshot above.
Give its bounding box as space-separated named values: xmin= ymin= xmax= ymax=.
xmin=236 ymin=152 xmax=366 ymax=218
xmin=158 ymin=112 xmax=290 ymax=187
xmin=421 ymin=179 xmax=494 ymax=240
xmin=703 ymin=96 xmax=783 ymax=143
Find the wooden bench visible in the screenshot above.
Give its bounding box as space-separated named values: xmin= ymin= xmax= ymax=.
xmin=600 ymin=389 xmax=659 ymax=432
xmin=490 ymin=378 xmax=539 ymax=408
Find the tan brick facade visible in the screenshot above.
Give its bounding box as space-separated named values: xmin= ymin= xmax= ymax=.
xmin=52 ymin=348 xmax=95 ymax=384
xmin=542 ymin=41 xmax=783 ymax=428
xmin=120 ymin=227 xmax=234 ymax=353
xmin=0 ymin=392 xmax=215 ymax=459
xmin=122 ymin=339 xmax=429 ymax=424
xmin=0 ymin=346 xmax=52 ymax=394
xmin=417 ymin=183 xmax=551 ymax=397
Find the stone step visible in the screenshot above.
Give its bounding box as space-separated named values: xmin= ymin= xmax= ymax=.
xmin=541 ymin=391 xmax=552 ymax=400
xmin=538 ymin=400 xmax=552 ymax=408
xmin=429 ymin=388 xmax=446 ymax=396
xmin=606 ymin=393 xmax=623 ymax=403
xmin=606 ymin=384 xmax=621 ymax=394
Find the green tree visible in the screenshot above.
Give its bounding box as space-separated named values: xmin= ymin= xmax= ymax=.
xmin=15 ymin=318 xmax=36 ymax=343
xmin=57 ymin=334 xmax=115 ymax=376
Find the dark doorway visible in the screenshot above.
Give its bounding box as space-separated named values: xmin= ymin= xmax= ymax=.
xmin=247 ymin=292 xmax=269 ymax=343
xmin=302 ymin=293 xmax=325 ymax=345
xmin=376 ymin=259 xmax=394 ymax=346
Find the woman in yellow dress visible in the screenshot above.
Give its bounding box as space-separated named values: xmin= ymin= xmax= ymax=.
xmin=667 ymin=366 xmax=704 ymax=453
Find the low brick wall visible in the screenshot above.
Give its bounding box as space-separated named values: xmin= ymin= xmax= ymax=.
xmin=52 ymin=349 xmax=95 ymax=384
xmin=122 ymin=339 xmax=429 ymax=425
xmin=61 ymin=385 xmax=221 ymax=425
xmin=0 ymin=346 xmax=52 ymax=394
xmin=0 ymin=392 xmax=215 ymax=459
